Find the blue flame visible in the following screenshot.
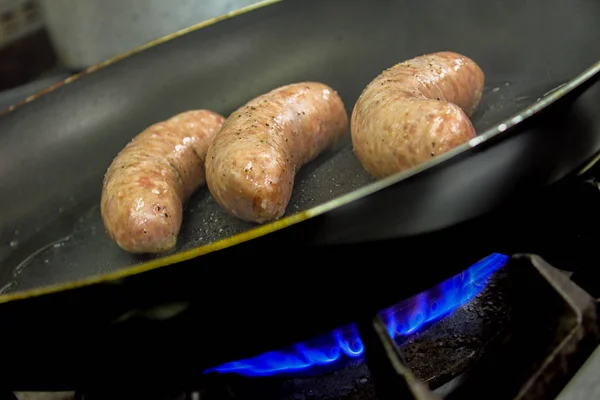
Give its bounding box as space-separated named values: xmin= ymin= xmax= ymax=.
xmin=379 ymin=252 xmax=508 ymax=337
xmin=205 ymin=253 xmax=509 ymax=377
xmin=206 ymin=325 xmax=364 ymax=377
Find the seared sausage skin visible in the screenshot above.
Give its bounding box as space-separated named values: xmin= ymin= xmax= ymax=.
xmin=351 ymin=51 xmax=484 ymax=178
xmin=101 ymin=110 xmax=225 ymax=254
xmin=205 ymin=82 xmax=348 ymax=223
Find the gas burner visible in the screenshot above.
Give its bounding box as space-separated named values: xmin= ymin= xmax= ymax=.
xmin=204 ymin=254 xmax=507 ymax=380
xmin=186 ymin=253 xmax=597 ymax=400
xmin=192 ymin=260 xmax=511 ymax=400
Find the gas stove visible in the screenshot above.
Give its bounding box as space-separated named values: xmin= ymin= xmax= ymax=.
xmin=11 ymin=161 xmax=600 ymax=400
xmin=149 ymin=256 xmax=593 ymax=400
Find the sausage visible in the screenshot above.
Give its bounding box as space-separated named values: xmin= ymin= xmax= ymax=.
xmin=205 ymin=82 xmax=348 ymax=223
xmin=351 ymin=51 xmax=485 ymax=178
xmin=101 ymin=110 xmax=225 ymax=254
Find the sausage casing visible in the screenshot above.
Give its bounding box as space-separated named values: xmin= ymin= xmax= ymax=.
xmin=351 ymin=51 xmax=485 ymax=178
xmin=101 ymin=110 xmax=225 ymax=253
xmin=206 ymin=82 xmax=348 ymax=223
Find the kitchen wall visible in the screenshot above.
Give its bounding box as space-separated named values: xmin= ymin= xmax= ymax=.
xmin=38 ymin=0 xmax=264 ymax=69
xmin=0 ymin=0 xmax=58 ymax=93
xmin=0 ymin=0 xmax=268 ymax=108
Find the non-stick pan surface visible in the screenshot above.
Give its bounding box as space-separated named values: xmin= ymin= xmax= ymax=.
xmin=2 ymin=0 xmax=600 ymax=389
xmin=0 ymin=0 xmax=600 ymax=296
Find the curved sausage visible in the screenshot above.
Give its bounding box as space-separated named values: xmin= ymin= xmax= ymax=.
xmin=351 ymin=51 xmax=485 ymax=178
xmin=101 ymin=110 xmax=225 ymax=254
xmin=205 ymin=82 xmax=348 ymax=223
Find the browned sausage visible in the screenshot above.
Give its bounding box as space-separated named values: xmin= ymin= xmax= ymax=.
xmin=205 ymin=82 xmax=348 ymax=223
xmin=351 ymin=51 xmax=485 ymax=178
xmin=101 ymin=110 xmax=225 ymax=254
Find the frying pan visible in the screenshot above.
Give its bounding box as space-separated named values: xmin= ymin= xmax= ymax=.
xmin=1 ymin=0 xmax=600 ymax=390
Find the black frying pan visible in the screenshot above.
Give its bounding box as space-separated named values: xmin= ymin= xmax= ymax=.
xmin=1 ymin=0 xmax=600 ymax=390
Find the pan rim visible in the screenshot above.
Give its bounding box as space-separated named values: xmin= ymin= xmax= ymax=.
xmin=0 ymin=0 xmax=599 ymax=303
xmin=0 ymin=0 xmax=282 ymax=117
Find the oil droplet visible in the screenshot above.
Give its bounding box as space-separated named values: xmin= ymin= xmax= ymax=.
xmin=12 ymin=235 xmax=72 ymax=278
xmin=9 ymin=240 xmax=18 ymax=249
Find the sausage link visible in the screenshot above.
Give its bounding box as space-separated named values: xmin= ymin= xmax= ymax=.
xmin=101 ymin=110 xmax=225 ymax=254
xmin=205 ymin=82 xmax=348 ymax=223
xmin=351 ymin=51 xmax=485 ymax=178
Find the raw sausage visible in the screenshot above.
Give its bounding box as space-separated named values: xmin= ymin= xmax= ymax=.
xmin=102 ymin=110 xmax=225 ymax=254
xmin=351 ymin=51 xmax=485 ymax=178
xmin=206 ymin=82 xmax=348 ymax=223
xmin=205 ymin=82 xmax=348 ymax=223
xmin=101 ymin=110 xmax=225 ymax=254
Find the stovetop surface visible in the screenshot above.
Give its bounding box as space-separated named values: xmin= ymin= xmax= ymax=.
xmin=9 ymin=138 xmax=600 ymax=400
